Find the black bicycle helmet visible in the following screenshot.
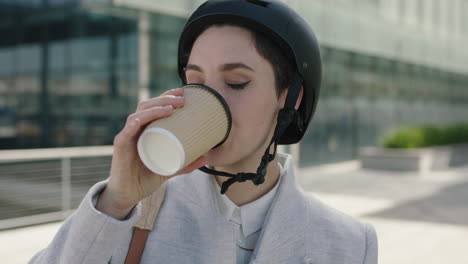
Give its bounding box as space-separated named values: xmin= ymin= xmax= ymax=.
xmin=178 ymin=0 xmax=322 ymax=194
xmin=178 ymin=0 xmax=322 ymax=144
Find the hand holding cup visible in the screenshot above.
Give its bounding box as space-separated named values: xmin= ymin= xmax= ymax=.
xmin=137 ymin=84 xmax=231 ymax=176
xmin=96 ymin=87 xmax=209 ymax=219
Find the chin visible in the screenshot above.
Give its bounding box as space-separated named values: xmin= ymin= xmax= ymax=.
xmin=203 ymin=145 xmax=227 ymax=167
xmin=203 ymin=142 xmax=240 ymax=167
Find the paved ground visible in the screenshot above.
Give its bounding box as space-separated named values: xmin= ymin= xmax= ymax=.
xmin=1 ymin=162 xmax=468 ymax=264
xmin=300 ymin=163 xmax=468 ymax=264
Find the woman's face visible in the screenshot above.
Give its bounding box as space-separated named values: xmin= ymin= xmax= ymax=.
xmin=185 ymin=25 xmax=286 ymax=168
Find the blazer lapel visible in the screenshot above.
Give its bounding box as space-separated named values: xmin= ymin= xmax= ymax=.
xmin=250 ymin=154 xmax=311 ymax=264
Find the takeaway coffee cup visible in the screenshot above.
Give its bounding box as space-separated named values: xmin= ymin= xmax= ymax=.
xmin=137 ymin=84 xmax=232 ymax=176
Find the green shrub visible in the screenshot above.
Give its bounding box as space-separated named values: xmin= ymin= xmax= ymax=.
xmin=383 ymin=123 xmax=468 ymax=149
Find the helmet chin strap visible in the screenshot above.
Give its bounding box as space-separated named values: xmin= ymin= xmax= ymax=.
xmin=198 ymin=74 xmax=303 ymax=194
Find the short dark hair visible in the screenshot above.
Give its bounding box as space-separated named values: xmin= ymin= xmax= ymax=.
xmin=251 ymin=26 xmax=296 ymax=98
xmin=186 ymin=23 xmax=296 ymax=98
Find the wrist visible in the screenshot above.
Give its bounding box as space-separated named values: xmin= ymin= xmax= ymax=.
xmin=96 ymin=187 xmax=137 ymax=220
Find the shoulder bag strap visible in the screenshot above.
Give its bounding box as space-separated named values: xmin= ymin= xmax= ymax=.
xmin=124 ymin=181 xmax=167 ymax=264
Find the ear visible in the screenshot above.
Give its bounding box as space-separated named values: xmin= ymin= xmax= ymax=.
xmin=279 ymin=85 xmax=304 ymax=110
xmin=295 ymin=86 xmax=304 ymax=110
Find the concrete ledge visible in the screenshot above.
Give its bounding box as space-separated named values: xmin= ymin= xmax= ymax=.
xmin=359 ymin=144 xmax=468 ymax=173
xmin=0 ymin=210 xmax=74 ymax=230
xmin=0 ymin=145 xmax=113 ymax=163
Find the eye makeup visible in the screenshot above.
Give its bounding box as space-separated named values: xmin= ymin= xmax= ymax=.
xmin=227 ymin=80 xmax=251 ymax=90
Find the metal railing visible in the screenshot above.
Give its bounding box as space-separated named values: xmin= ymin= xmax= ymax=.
xmin=0 ymin=145 xmax=301 ymax=230
xmin=0 ymin=146 xmax=113 ymax=230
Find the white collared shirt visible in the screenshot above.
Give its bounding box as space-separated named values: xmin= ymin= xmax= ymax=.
xmin=209 ymin=163 xmax=285 ymax=264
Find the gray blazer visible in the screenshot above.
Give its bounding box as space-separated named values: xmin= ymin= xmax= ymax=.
xmin=30 ymin=154 xmax=378 ymax=264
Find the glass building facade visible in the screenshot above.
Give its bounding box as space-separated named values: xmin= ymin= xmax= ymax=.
xmin=0 ymin=0 xmax=137 ymax=148
xmin=301 ymin=47 xmax=468 ymax=166
xmin=0 ymin=0 xmax=186 ymax=149
xmin=1 ymin=0 xmax=467 ymax=166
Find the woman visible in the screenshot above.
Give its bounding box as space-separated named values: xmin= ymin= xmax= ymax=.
xmin=30 ymin=1 xmax=378 ymax=263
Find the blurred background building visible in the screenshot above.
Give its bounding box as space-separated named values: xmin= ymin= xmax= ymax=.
xmin=2 ymin=2 xmax=468 ymax=261
xmin=1 ymin=0 xmax=468 ymax=163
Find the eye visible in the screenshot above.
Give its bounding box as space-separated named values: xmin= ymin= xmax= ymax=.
xmin=185 ymin=73 xmax=203 ymax=85
xmin=227 ymin=80 xmax=251 ymax=90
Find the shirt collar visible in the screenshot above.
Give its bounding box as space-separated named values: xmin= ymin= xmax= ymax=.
xmin=210 ymin=162 xmax=286 ymax=237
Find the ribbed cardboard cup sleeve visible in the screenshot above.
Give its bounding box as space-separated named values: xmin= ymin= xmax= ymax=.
xmin=137 ymin=84 xmax=231 ymax=176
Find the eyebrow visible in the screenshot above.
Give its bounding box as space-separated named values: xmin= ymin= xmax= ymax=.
xmin=221 ymin=63 xmax=255 ymax=72
xmin=184 ymin=63 xmax=255 ymax=73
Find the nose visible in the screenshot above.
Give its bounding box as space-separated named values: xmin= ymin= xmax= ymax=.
xmin=200 ymin=78 xmax=232 ymax=112
xmin=202 ymin=76 xmax=225 ymax=97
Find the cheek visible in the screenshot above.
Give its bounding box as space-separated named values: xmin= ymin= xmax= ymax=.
xmin=226 ymin=89 xmax=278 ymax=134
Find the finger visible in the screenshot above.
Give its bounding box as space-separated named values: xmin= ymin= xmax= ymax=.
xmin=136 ymin=87 xmax=184 ymax=111
xmin=117 ymin=105 xmax=174 ymax=143
xmin=113 ymin=116 xmax=142 ymax=148
xmin=161 ymin=87 xmax=184 ymax=97
xmin=131 ymin=105 xmax=177 ymax=129
xmin=136 ymin=95 xmax=185 ymax=112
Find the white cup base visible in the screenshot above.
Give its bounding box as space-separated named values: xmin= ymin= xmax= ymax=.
xmin=137 ymin=127 xmax=185 ymax=176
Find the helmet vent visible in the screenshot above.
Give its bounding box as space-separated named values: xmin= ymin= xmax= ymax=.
xmin=246 ymin=0 xmax=269 ymax=8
